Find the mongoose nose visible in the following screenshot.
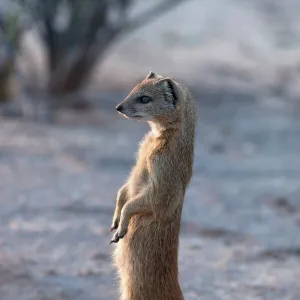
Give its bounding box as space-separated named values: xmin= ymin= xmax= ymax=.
xmin=116 ymin=105 xmax=123 ymax=112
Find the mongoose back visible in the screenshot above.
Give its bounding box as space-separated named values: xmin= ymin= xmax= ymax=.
xmin=110 ymin=71 xmax=197 ymax=300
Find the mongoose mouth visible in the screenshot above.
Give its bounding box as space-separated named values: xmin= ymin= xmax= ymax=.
xmin=118 ymin=113 xmax=130 ymax=119
xmin=119 ymin=112 xmax=146 ymax=120
xmin=126 ymin=115 xmax=145 ymax=121
xmin=131 ymin=114 xmax=153 ymax=121
xmin=117 ymin=112 xmax=138 ymax=120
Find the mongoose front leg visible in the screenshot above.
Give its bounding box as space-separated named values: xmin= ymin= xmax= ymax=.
xmin=111 ymin=184 xmax=128 ymax=231
xmin=110 ymin=199 xmax=152 ymax=243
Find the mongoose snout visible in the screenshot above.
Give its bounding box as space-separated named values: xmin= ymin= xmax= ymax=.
xmin=116 ymin=104 xmax=123 ymax=112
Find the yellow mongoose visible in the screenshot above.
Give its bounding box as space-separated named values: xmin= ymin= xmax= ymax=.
xmin=110 ymin=71 xmax=197 ymax=300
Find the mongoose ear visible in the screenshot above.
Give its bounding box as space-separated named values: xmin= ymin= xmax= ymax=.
xmin=146 ymin=71 xmax=156 ymax=79
xmin=158 ymin=78 xmax=182 ymax=107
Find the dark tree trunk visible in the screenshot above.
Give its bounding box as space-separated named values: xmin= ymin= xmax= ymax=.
xmin=14 ymin=0 xmax=188 ymax=121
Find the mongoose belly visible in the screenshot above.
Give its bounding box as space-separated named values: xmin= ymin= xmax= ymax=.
xmin=128 ymin=167 xmax=149 ymax=198
xmin=114 ymin=214 xmax=184 ymax=300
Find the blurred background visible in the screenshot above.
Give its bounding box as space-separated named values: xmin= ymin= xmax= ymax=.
xmin=0 ymin=0 xmax=300 ymax=299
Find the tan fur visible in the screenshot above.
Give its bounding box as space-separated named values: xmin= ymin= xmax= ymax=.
xmin=111 ymin=72 xmax=197 ymax=300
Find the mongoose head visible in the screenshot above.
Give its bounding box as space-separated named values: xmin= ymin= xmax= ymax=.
xmin=116 ymin=72 xmax=183 ymax=124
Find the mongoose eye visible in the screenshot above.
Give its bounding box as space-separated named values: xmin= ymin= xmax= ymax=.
xmin=138 ymin=96 xmax=152 ymax=104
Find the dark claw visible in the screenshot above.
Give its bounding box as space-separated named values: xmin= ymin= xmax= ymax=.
xmin=110 ymin=218 xmax=119 ymax=232
xmin=110 ymin=234 xmax=120 ymax=244
xmin=110 ymin=223 xmax=118 ymax=231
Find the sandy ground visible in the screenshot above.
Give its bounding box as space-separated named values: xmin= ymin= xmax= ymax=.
xmin=0 ymin=93 xmax=300 ymax=299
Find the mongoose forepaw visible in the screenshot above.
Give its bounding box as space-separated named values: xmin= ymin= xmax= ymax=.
xmin=110 ymin=229 xmax=127 ymax=244
xmin=110 ymin=235 xmax=119 ymax=244
xmin=111 ymin=216 xmax=120 ymax=232
xmin=110 ymin=223 xmax=118 ymax=232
